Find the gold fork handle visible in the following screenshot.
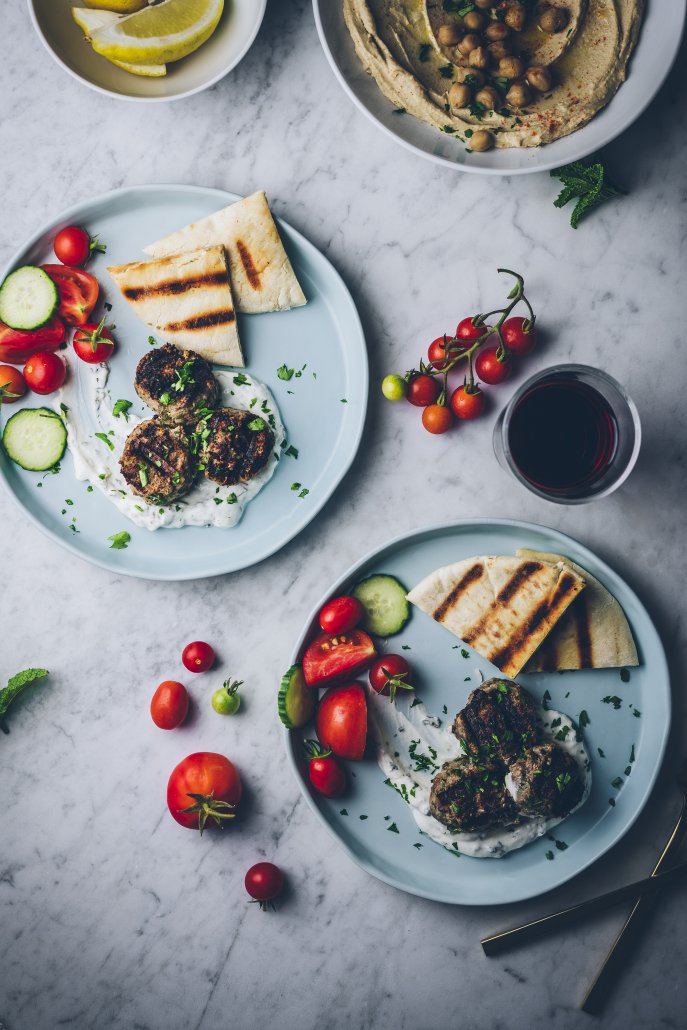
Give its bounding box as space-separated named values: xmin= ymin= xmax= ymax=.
xmin=581 ymin=796 xmax=687 ymax=1014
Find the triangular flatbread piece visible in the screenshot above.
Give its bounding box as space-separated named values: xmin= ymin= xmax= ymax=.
xmin=107 ymin=245 xmax=243 ymax=367
xmin=517 ymin=550 xmax=639 ymax=672
xmin=407 ymin=555 xmax=586 ymax=678
xmin=143 ymin=191 xmax=306 ymax=315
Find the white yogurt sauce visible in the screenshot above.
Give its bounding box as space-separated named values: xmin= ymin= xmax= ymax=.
xmin=369 ymin=688 xmax=591 ymax=859
xmin=54 ymin=361 xmax=285 ymax=530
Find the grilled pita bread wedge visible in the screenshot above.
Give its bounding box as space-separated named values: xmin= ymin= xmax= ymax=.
xmin=107 ymin=246 xmax=243 ymax=367
xmin=517 ymin=550 xmax=639 ymax=672
xmin=143 ymin=191 xmax=306 ymax=315
xmin=407 ymin=555 xmax=586 ymax=678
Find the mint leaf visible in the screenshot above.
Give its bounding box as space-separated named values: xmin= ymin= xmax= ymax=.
xmin=108 ymin=531 xmax=131 ymax=550
xmin=551 ymin=159 xmax=624 ymax=229
xmin=112 ymin=399 xmax=133 ymax=420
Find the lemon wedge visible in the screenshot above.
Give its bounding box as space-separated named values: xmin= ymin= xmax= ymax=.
xmin=89 ymin=0 xmax=224 ymax=65
xmin=110 ymin=57 xmax=167 ymax=76
xmin=83 ymin=0 xmax=148 ymax=12
xmin=72 ymin=9 xmax=167 ymax=75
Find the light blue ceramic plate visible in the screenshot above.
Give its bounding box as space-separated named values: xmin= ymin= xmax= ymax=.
xmin=285 ymin=520 xmax=670 ymax=905
xmin=0 ymin=185 xmax=368 ymax=580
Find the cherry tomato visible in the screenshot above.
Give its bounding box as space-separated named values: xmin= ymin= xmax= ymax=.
xmin=41 ymin=265 xmax=99 ymax=327
xmin=406 ymin=374 xmax=440 ymax=408
xmin=150 ymin=680 xmax=189 ymax=730
xmin=427 ymin=335 xmax=450 ymax=370
xmin=0 ymin=365 xmax=26 ymax=403
xmin=53 ymin=227 xmax=104 ymax=267
xmin=456 ymin=316 xmax=487 ymax=343
xmin=302 ymin=629 xmax=376 ymax=687
xmin=316 ymin=682 xmax=368 ymax=761
xmin=450 ymin=385 xmax=486 ymax=420
xmin=167 ymin=752 xmax=241 ymax=833
xmin=244 ymin=863 xmax=284 ymax=910
xmin=304 ymin=740 xmax=346 ymax=797
xmin=73 ymin=318 xmax=115 ymax=364
xmin=368 ymin=654 xmax=413 ymax=702
xmin=475 ymin=346 xmax=511 ymax=385
xmin=211 ymin=678 xmax=242 ymax=715
xmin=502 ymin=316 xmax=537 ymax=356
xmin=0 ymin=316 xmax=66 ymax=365
xmin=182 ymin=640 xmax=215 ymax=673
xmin=422 ymin=403 xmax=453 ymax=434
xmin=23 ymin=351 xmax=66 ymax=395
xmin=381 ymin=374 xmax=407 ymax=401
xmin=318 ymin=595 xmax=364 ymax=635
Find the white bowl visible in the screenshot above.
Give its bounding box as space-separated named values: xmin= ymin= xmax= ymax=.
xmin=313 ymin=0 xmax=686 ymax=174
xmin=28 ymin=0 xmax=267 ymax=102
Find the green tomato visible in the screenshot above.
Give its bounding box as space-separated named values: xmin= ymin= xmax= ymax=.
xmin=381 ymin=374 xmax=407 ymax=401
xmin=211 ymin=679 xmax=242 ymax=715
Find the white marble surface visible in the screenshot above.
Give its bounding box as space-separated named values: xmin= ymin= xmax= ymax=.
xmin=2 ymin=3 xmax=687 ymax=1029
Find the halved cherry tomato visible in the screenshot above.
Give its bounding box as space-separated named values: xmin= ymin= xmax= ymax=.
xmin=502 ymin=316 xmax=537 ymax=356
xmin=41 ymin=265 xmax=99 ymax=327
xmin=422 ymin=403 xmax=453 ymax=434
xmin=150 ymin=680 xmax=189 ymax=730
xmin=318 ymin=595 xmax=364 ymax=635
xmin=316 ymin=683 xmax=367 ymax=761
xmin=304 ymin=740 xmax=346 ymax=797
xmin=406 ymin=374 xmax=440 ymax=408
xmin=450 ymin=385 xmax=486 ymax=420
xmin=302 ymin=629 xmax=376 ymax=687
xmin=456 ymin=316 xmax=487 ymax=343
xmin=23 ymin=351 xmax=66 ymax=395
xmin=0 ymin=316 xmax=66 ymax=365
xmin=475 ymin=346 xmax=511 ymax=385
xmin=182 ymin=640 xmax=215 ymax=672
xmin=0 ymin=365 xmax=27 ymax=404
xmin=73 ymin=318 xmax=115 ymax=364
xmin=54 ymin=227 xmax=105 ymax=267
xmin=167 ymin=752 xmax=241 ymax=833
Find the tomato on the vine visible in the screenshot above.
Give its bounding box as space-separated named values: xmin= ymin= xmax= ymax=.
xmin=245 ymin=863 xmax=284 ymax=910
xmin=422 ymin=403 xmax=453 ymax=434
xmin=211 ymin=678 xmax=242 ymax=716
xmin=502 ymin=316 xmax=537 ymax=356
xmin=167 ymin=752 xmax=241 ymax=833
xmin=182 ymin=640 xmax=215 ymax=672
xmin=368 ymin=654 xmax=413 ymax=702
xmin=427 ymin=335 xmax=450 ymax=370
xmin=150 ymin=680 xmax=189 ymax=730
xmin=318 ymin=595 xmax=364 ymax=635
xmin=73 ymin=318 xmax=115 ymax=364
xmin=407 ymin=374 xmax=440 ymax=407
xmin=23 ymin=351 xmax=66 ymax=395
xmin=450 ymin=385 xmax=486 ymax=420
xmin=475 ymin=346 xmax=511 ymax=385
xmin=381 ymin=374 xmax=407 ymax=401
xmin=0 ymin=365 xmax=26 ymax=403
xmin=456 ymin=316 xmax=487 ymax=343
xmin=304 ymin=740 xmax=346 ymax=797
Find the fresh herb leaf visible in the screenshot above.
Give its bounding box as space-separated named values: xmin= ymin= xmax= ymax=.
xmin=108 ymin=531 xmax=131 ymax=550
xmin=277 ymin=365 xmax=294 ymax=381
xmin=233 ymin=373 xmax=250 ymax=387
xmin=284 ymin=445 xmax=299 ymax=459
xmin=545 ymin=850 xmax=554 ymax=861
xmin=247 ymin=417 xmax=267 ymax=431
xmin=95 ymin=432 xmax=114 ymax=451
xmin=602 ymin=695 xmax=623 ymax=710
xmin=550 ymin=159 xmax=624 ymax=229
xmin=579 ymin=709 xmax=590 ymax=728
xmin=112 ymin=399 xmax=133 ymax=420
xmin=387 ymin=822 xmax=400 ymax=834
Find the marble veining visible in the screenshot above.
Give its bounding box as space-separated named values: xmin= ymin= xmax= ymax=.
xmin=1 ymin=2 xmax=686 ymax=1029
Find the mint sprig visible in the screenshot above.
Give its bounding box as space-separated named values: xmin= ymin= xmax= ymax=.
xmin=551 ymin=159 xmax=624 ymax=229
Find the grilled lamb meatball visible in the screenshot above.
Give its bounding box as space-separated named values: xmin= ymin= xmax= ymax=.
xmin=453 ymin=678 xmax=539 ymax=764
xmin=429 ymin=759 xmax=520 ymax=833
xmin=508 ymin=743 xmax=584 ymax=819
xmin=120 ymin=419 xmax=196 ymax=504
xmin=199 ymin=407 xmax=275 ymax=486
xmin=134 ymin=343 xmax=219 ymax=424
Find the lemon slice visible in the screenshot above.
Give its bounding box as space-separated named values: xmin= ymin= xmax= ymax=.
xmin=72 ymin=9 xmax=167 ymax=75
xmin=110 ymin=57 xmax=167 ymax=76
xmin=89 ymin=0 xmax=223 ymax=65
xmin=83 ymin=0 xmax=147 ymax=12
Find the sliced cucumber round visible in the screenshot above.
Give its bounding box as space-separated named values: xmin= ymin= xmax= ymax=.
xmin=2 ymin=408 xmax=67 ymax=471
xmin=278 ymin=664 xmax=315 ymax=730
xmin=353 ymin=574 xmax=410 ymax=637
xmin=0 ymin=266 xmax=59 ymax=331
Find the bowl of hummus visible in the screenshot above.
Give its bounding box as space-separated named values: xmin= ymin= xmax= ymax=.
xmin=315 ymin=0 xmax=686 ymax=173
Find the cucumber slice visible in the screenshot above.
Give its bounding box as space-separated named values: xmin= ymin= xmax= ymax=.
xmin=2 ymin=408 xmax=67 ymax=471
xmin=353 ymin=574 xmax=410 ymax=637
xmin=0 ymin=266 xmax=58 ymax=331
xmin=278 ymin=664 xmax=315 ymax=729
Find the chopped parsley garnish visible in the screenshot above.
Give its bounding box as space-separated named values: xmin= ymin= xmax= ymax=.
xmin=387 ymin=822 xmax=400 ymax=834
xmin=597 ymin=747 xmax=606 ymax=758
xmin=148 ymin=335 xmax=157 ymax=346
xmin=611 ymin=776 xmax=623 ymax=789
xmin=359 ymin=814 xmax=368 ymax=821
xmin=284 ymin=445 xmax=299 ymax=459
xmin=608 ymin=797 xmax=616 ymax=807
xmin=173 ymin=361 xmax=196 ymax=393
xmin=579 ymin=709 xmax=590 ymax=728
xmin=602 ymin=695 xmax=623 ymax=710
xmin=247 ymin=417 xmax=267 ymax=432
xmin=339 ymin=809 xmax=348 ymax=816
xmin=226 ymin=493 xmax=237 ymax=505
xmin=545 ymin=850 xmax=554 ymax=861
xmin=413 ymin=842 xmax=423 ymax=849
xmin=277 ymin=365 xmax=294 ymax=381
xmin=233 ymin=373 xmax=250 ymax=387
xmin=392 ymin=107 xmax=407 ymax=115
xmin=632 ymin=708 xmax=641 ymax=718
xmin=555 ymin=839 xmax=568 ymax=851
xmin=108 ymin=531 xmax=130 ymax=550
xmin=620 ymin=668 xmax=631 ymax=683
xmin=290 ymin=482 xmax=301 ymax=491
xmin=95 ymin=432 xmax=114 ymax=451
xmin=159 ymin=392 xmax=171 ymax=406
xmin=401 ymin=645 xmax=411 ymax=650
xmin=298 ymin=488 xmax=309 ymax=499
xmin=113 ymin=399 xmax=133 ymax=420
xmin=138 ymin=463 xmax=149 ymax=488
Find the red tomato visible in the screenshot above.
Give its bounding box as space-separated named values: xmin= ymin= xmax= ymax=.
xmin=304 ymin=740 xmax=347 ymax=797
xmin=302 ymin=629 xmax=376 ymax=687
xmin=167 ymin=752 xmax=242 ymax=833
xmin=475 ymin=346 xmax=511 ymax=385
xmin=23 ymin=351 xmax=66 ymax=395
xmin=450 ymin=385 xmax=486 ymax=420
xmin=456 ymin=316 xmax=487 ymax=342
xmin=41 ymin=265 xmax=99 ymax=327
xmin=0 ymin=316 xmax=66 ymax=365
xmin=54 ymin=227 xmax=104 ymax=267
xmin=0 ymin=365 xmax=27 ymax=403
xmin=502 ymin=316 xmax=537 ymax=356
xmin=427 ymin=335 xmax=450 ymax=370
xmin=73 ymin=318 xmax=115 ymax=364
xmin=150 ymin=680 xmax=189 ymax=730
xmin=406 ymin=374 xmax=440 ymax=408
xmin=318 ymin=595 xmax=364 ymax=635
xmin=245 ymin=863 xmax=284 ymax=909
xmin=368 ymin=654 xmax=413 ymax=702
xmin=316 ymin=683 xmax=368 ymax=760
xmin=422 ymin=403 xmax=453 ymax=434
xmin=182 ymin=640 xmax=215 ymax=672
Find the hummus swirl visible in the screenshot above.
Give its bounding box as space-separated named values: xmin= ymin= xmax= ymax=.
xmin=344 ymin=0 xmax=644 ymax=149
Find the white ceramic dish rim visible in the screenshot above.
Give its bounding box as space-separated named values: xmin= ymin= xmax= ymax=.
xmin=284 ymin=517 xmax=671 ymax=905
xmin=312 ymin=0 xmax=687 ymax=175
xmin=26 ymin=0 xmax=267 ymax=103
